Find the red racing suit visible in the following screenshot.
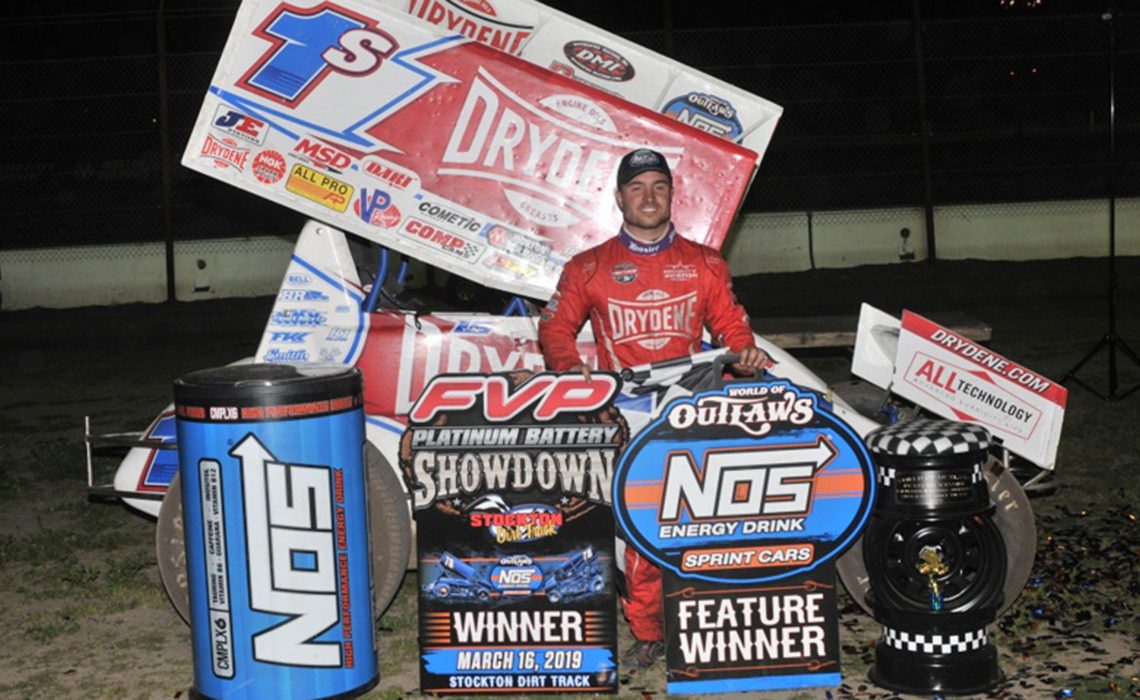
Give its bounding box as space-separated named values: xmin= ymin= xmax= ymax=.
xmin=538 ymin=225 xmax=756 ymax=642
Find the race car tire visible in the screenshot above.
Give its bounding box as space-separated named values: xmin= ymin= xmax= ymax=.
xmin=547 ymin=589 xmax=562 ymax=604
xmin=836 ymin=454 xmax=1036 ymax=618
xmin=156 ymin=444 xmax=412 ymax=624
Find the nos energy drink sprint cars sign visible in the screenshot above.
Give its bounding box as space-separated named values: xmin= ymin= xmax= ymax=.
xmin=614 ymin=380 xmax=875 ymax=695
xmin=402 ymin=372 xmax=624 ymax=694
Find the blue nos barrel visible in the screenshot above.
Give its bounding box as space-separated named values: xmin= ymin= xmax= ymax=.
xmin=174 ymin=364 xmax=377 ymax=700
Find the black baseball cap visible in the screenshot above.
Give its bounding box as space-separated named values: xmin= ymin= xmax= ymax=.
xmin=616 ymin=148 xmax=671 ymax=187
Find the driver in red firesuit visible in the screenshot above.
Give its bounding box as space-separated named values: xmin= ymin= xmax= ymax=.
xmin=538 ymin=148 xmax=767 ymax=669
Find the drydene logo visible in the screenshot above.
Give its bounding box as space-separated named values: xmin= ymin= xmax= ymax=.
xmin=613 ymin=380 xmax=875 ymax=584
xmin=441 ymin=69 xmax=673 ymax=227
xmin=607 ymin=290 xmax=697 ymax=351
xmin=201 ymin=134 xmax=250 ymax=170
xmin=229 ymin=434 xmax=344 ymax=666
xmin=237 ymin=4 xmax=398 ymax=106
xmin=407 ymin=0 xmax=533 ymax=55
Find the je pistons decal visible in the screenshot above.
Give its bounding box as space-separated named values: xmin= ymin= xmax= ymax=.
xmin=402 ymin=372 xmax=624 ymax=694
xmin=613 ymin=380 xmax=875 ymax=585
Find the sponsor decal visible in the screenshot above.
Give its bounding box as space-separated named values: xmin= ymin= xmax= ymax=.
xmin=407 ymin=0 xmax=533 ymax=55
xmin=263 ymin=348 xmax=311 ymax=362
xmin=663 ymin=262 xmax=697 ymax=281
xmin=270 ymin=309 xmax=326 ymax=327
xmin=269 ymin=331 xmax=311 ymax=343
xmin=292 ymin=137 xmax=354 ymax=171
xmin=417 ymin=200 xmax=483 ymax=232
xmin=237 ymin=4 xmax=398 ymax=106
xmin=607 ymin=289 xmax=696 ymax=350
xmin=610 ymin=262 xmax=637 ymax=285
xmin=201 ymin=134 xmax=250 ymax=171
xmin=354 ymin=188 xmax=402 ymax=228
xmin=326 ymin=327 xmax=352 ymax=342
xmin=401 ymin=218 xmax=484 ymax=262
xmin=484 ymin=253 xmax=537 ymax=279
xmin=663 ymin=92 xmax=744 ymax=142
xmin=252 ymin=149 xmax=286 ymax=184
xmin=486 ymin=225 xmax=552 ymax=266
xmin=361 ymin=155 xmax=418 ymax=190
xmin=892 ymin=311 xmax=1066 ymax=469
xmin=287 ymin=273 xmax=312 ymax=286
xmin=455 ymin=320 xmax=494 ymax=334
xmin=286 ymin=163 xmax=354 ymax=212
xmin=279 ymin=289 xmax=330 ymax=302
xmin=212 ymin=105 xmax=268 ymax=145
xmin=562 ymin=40 xmax=635 ymax=82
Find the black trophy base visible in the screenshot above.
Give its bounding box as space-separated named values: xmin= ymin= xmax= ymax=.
xmin=870 ymin=642 xmax=1003 ymax=696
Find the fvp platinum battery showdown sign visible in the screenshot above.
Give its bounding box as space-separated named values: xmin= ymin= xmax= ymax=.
xmin=401 ymin=372 xmax=625 ymax=693
xmin=614 ymin=380 xmax=875 ymax=695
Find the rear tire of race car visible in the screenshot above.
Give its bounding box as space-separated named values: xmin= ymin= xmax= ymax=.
xmin=156 ymin=443 xmax=412 ymax=624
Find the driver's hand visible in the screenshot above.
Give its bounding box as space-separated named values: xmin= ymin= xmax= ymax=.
xmin=731 ymin=347 xmax=769 ymax=375
xmin=567 ymin=363 xmax=593 ymax=384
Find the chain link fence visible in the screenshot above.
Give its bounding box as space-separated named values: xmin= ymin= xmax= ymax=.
xmin=1 ymin=4 xmax=1135 ymax=250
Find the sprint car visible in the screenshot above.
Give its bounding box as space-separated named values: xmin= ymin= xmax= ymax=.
xmin=87 ymin=220 xmax=1040 ymax=623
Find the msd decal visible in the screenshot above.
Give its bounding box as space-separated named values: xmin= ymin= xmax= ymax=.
xmin=237 ymin=2 xmax=398 ymax=106
xmin=614 ymin=380 xmax=875 ymax=585
xmin=292 ymin=137 xmax=354 ymax=170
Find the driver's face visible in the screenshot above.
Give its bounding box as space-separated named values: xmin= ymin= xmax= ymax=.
xmin=615 ymin=171 xmax=672 ymax=240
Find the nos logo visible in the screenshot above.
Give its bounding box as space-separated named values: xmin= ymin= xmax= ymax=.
xmin=228 ymin=434 xmax=344 ymax=666
xmin=612 ymin=380 xmax=875 ymax=584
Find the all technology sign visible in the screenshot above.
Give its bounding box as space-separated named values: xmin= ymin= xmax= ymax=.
xmin=183 ymin=0 xmax=764 ymax=300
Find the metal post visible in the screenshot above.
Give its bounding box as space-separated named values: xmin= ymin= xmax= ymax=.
xmin=912 ymin=0 xmax=936 ymax=262
xmin=156 ymin=0 xmax=176 ymax=302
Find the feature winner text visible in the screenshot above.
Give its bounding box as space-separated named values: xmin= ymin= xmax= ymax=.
xmin=676 ymin=592 xmax=828 ymax=665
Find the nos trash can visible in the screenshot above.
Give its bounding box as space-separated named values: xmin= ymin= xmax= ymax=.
xmin=174 ymin=364 xmax=377 ymax=700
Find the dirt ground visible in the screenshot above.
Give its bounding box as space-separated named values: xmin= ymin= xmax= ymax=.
xmin=1 ymin=257 xmax=1138 ymax=699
